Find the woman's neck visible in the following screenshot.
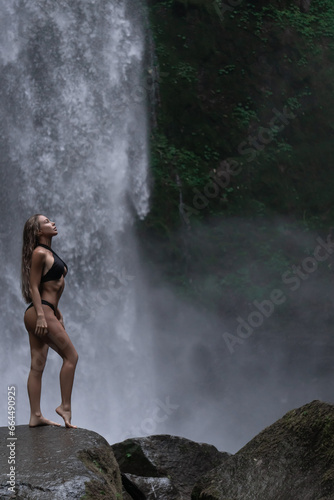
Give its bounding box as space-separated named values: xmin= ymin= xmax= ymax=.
xmin=38 ymin=237 xmax=52 ymax=247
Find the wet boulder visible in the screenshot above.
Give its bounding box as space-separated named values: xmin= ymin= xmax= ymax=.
xmin=0 ymin=425 xmax=122 ymax=499
xmin=112 ymin=434 xmax=230 ymax=499
xmin=192 ymin=400 xmax=334 ymax=500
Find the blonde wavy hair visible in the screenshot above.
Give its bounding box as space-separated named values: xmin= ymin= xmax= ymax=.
xmin=21 ymin=214 xmax=41 ymax=303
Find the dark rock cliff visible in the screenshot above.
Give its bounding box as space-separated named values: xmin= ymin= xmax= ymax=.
xmin=145 ymin=0 xmax=334 ymax=227
xmin=138 ymin=0 xmax=334 ymax=315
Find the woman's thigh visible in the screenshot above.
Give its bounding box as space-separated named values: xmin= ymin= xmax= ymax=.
xmin=24 ymin=308 xmax=49 ymax=370
xmin=28 ymin=331 xmax=49 ymax=371
xmin=42 ymin=308 xmax=77 ymax=362
xmin=25 ymin=305 xmax=77 ymax=362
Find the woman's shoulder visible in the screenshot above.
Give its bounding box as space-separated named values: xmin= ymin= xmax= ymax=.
xmin=32 ymin=245 xmax=48 ymax=254
xmin=31 ymin=246 xmax=48 ymax=263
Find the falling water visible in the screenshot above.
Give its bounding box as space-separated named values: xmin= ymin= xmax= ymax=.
xmin=0 ymin=0 xmax=154 ymax=442
xmin=3 ymin=0 xmax=333 ymax=457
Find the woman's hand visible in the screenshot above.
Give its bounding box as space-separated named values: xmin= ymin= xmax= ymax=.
xmin=35 ymin=315 xmax=48 ymax=337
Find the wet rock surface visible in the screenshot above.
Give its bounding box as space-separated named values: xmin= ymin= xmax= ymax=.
xmin=0 ymin=425 xmax=122 ymax=499
xmin=192 ymin=400 xmax=334 ymax=500
xmin=112 ymin=434 xmax=230 ymax=499
xmin=1 ymin=400 xmax=333 ymax=500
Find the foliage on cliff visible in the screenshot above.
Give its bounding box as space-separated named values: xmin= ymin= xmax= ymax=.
xmin=146 ymin=0 xmax=334 ymax=225
xmin=139 ymin=0 xmax=334 ymax=311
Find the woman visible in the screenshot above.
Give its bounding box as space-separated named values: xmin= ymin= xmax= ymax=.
xmin=22 ymin=214 xmax=78 ymax=428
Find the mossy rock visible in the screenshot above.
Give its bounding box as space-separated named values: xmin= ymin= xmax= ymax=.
xmin=192 ymin=400 xmax=334 ymax=500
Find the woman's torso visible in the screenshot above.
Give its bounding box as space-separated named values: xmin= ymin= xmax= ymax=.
xmin=36 ymin=244 xmax=67 ymax=308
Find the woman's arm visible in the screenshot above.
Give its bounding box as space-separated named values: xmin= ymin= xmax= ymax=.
xmin=29 ymin=249 xmax=48 ymax=336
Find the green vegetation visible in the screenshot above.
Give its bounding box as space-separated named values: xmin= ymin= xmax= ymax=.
xmin=139 ymin=0 xmax=334 ymax=314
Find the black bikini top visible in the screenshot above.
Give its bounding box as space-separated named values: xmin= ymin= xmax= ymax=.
xmin=37 ymin=243 xmax=68 ymax=283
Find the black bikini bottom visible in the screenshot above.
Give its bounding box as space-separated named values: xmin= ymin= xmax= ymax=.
xmin=26 ymin=300 xmax=56 ymax=316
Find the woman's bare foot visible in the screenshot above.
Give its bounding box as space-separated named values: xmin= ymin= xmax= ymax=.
xmin=29 ymin=413 xmax=61 ymax=427
xmin=55 ymin=405 xmax=77 ymax=428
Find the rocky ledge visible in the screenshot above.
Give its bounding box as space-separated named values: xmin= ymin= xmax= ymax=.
xmin=0 ymin=425 xmax=122 ymax=499
xmin=0 ymin=400 xmax=333 ymax=499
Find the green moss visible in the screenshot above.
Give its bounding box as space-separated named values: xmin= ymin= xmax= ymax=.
xmin=192 ymin=401 xmax=334 ymax=500
xmin=237 ymin=401 xmax=334 ymax=490
xmin=78 ymin=447 xmax=123 ymax=500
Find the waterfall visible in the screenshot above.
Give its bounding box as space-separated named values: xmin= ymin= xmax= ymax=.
xmin=0 ymin=0 xmax=154 ymax=442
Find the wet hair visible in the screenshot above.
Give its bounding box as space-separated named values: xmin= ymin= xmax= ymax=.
xmin=21 ymin=214 xmax=42 ymax=303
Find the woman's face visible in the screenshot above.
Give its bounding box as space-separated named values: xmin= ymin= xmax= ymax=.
xmin=38 ymin=215 xmax=58 ymax=238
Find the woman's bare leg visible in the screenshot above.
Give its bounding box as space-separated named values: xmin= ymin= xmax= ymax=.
xmin=25 ymin=305 xmax=78 ymax=428
xmin=42 ymin=309 xmax=79 ymax=428
xmin=26 ymin=326 xmax=60 ymax=427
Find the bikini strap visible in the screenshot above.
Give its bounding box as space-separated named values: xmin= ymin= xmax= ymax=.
xmin=36 ymin=243 xmax=68 ymax=269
